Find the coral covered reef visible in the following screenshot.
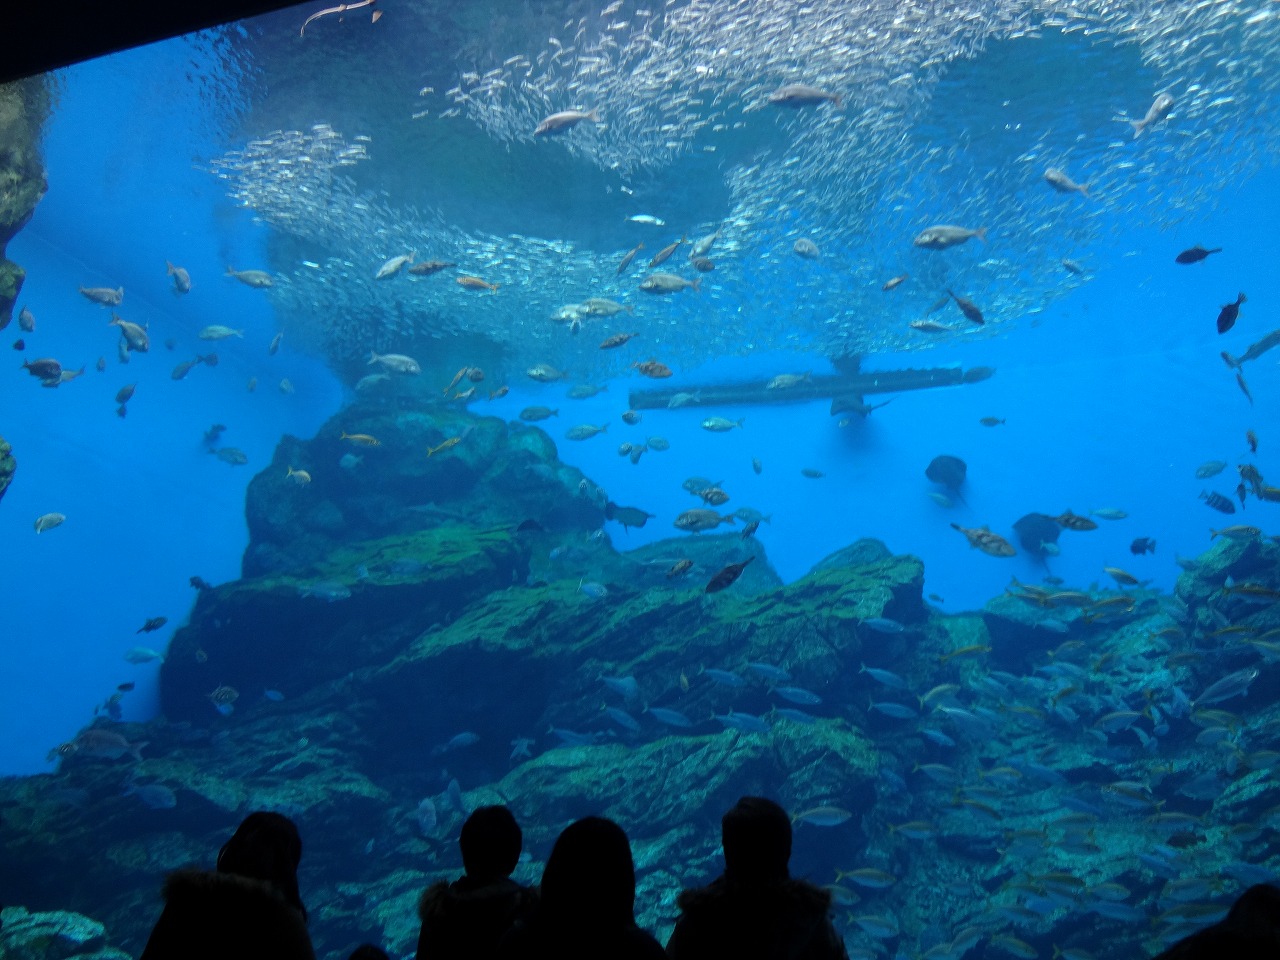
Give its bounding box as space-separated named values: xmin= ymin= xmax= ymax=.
xmin=1 ymin=402 xmax=1277 ymax=959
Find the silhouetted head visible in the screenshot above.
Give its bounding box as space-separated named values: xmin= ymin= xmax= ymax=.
xmin=539 ymin=816 xmax=636 ymax=928
xmin=216 ymin=811 xmax=306 ymax=919
xmin=460 ymin=805 xmax=523 ymax=882
xmin=347 ymin=946 xmax=390 ymax=960
xmin=721 ymin=796 xmax=792 ymax=884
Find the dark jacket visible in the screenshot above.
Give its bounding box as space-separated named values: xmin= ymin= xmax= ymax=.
xmin=665 ymin=876 xmax=848 ymax=960
xmin=416 ymin=876 xmax=536 ymax=960
xmin=139 ymin=868 xmax=314 ymax=960
xmin=500 ymin=914 xmax=667 ymax=960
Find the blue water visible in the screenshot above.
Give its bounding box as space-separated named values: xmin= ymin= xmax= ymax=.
xmin=2 ymin=6 xmax=1276 ymax=772
xmin=1 ymin=4 xmax=1278 ymax=957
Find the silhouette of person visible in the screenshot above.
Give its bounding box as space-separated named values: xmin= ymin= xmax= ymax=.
xmin=500 ymin=815 xmax=665 ymax=960
xmin=348 ymin=946 xmax=390 ymax=960
xmin=666 ymin=796 xmax=848 ymax=960
xmin=1153 ymin=883 xmax=1280 ymax=960
xmin=140 ymin=811 xmax=314 ymax=960
xmin=416 ymin=805 xmax=536 ymax=960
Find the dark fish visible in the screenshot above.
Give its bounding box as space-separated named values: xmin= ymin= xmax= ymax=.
xmin=1200 ymin=490 xmax=1236 ymax=514
xmin=926 ymin=455 xmax=967 ymax=491
xmin=946 ymin=289 xmax=984 ymax=324
xmin=117 ymin=682 xmax=136 ymax=692
xmin=831 ymin=396 xmax=892 ymax=419
xmin=136 ymin=616 xmax=168 ymax=634
xmin=115 ymin=384 xmax=136 ymax=405
xmin=95 ymin=357 xmax=106 ymax=372
xmin=752 ymin=458 xmax=762 ymax=475
xmin=882 ymin=273 xmax=908 ymax=291
xmin=741 ymin=519 xmax=760 ymax=540
xmin=116 ymin=404 xmax=128 ymax=419
xmin=1247 ymin=430 xmax=1258 ymax=453
xmin=171 ymin=357 xmax=204 ymax=380
xmin=604 ymin=500 xmax=655 ymax=532
xmin=18 ymin=305 xmax=35 ymax=331
xmin=515 ymin=519 xmax=544 ymax=533
xmin=12 ymin=339 xmax=24 ymax=350
xmin=621 ymin=410 xmax=642 ymax=425
xmin=691 ymin=257 xmax=715 ymax=272
xmin=1217 ymin=293 xmax=1246 ymax=335
xmin=164 ymin=338 xmax=177 ymax=351
xmin=1236 ymin=483 xmax=1248 ymax=508
xmin=190 ymin=576 xmax=212 ymax=590
xmin=1060 ymin=258 xmax=1087 ymax=275
xmin=407 ymin=260 xmax=456 ymax=276
xmin=617 ymin=242 xmax=644 ymax=275
xmin=1013 ymin=513 xmax=1060 ymax=555
xmin=1175 ymin=245 xmax=1221 ymax=264
xmin=705 ymin=556 xmax=754 ymax=594
xmin=1130 ymin=537 xmax=1157 ymax=555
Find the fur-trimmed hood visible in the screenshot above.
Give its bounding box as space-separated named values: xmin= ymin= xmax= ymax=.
xmin=140 ymin=868 xmax=313 ymax=960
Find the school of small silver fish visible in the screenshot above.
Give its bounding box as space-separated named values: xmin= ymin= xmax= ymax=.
xmin=211 ymin=0 xmax=1280 ymax=375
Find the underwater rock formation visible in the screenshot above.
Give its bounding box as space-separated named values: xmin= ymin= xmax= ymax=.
xmin=242 ymin=400 xmax=604 ymax=576
xmin=0 ymin=433 xmax=14 ymax=503
xmin=0 ymin=905 xmax=131 ymax=960
xmin=8 ymin=400 xmax=1279 ymax=958
xmin=0 ymin=77 xmax=50 ymax=327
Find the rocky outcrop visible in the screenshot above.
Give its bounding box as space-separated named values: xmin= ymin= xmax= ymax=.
xmin=0 ymin=77 xmax=50 ymax=328
xmin=0 ymin=906 xmax=131 ymax=960
xmin=8 ymin=400 xmax=1277 ymax=958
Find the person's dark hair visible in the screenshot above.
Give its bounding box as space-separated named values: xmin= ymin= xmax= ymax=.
xmin=460 ymin=805 xmax=523 ymax=882
xmin=216 ymin=811 xmax=307 ymax=920
xmin=347 ymin=945 xmax=390 ymax=960
xmin=721 ymin=797 xmax=792 ymax=884
xmin=539 ymin=816 xmax=636 ymax=928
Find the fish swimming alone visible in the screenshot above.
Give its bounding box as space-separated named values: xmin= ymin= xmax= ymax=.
xmin=950 ymin=523 xmax=1016 ymax=557
xmin=1176 ymin=245 xmax=1221 ymax=264
xmin=225 ymin=267 xmax=273 ymax=288
xmin=705 ymin=556 xmax=754 ymax=594
xmin=1217 ymin=293 xmax=1246 ymax=334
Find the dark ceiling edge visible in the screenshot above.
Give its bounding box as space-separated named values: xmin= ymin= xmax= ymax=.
xmin=0 ymin=0 xmax=306 ymax=85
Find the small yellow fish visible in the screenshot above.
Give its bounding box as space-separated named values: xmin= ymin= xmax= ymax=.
xmin=428 ymin=437 xmax=461 ymax=457
xmin=341 ymin=431 xmax=381 ymax=446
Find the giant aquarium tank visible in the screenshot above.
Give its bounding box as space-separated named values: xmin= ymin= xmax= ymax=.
xmin=1 ymin=0 xmax=1278 ymax=957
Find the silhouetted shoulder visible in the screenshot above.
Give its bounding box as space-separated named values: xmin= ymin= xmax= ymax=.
xmin=140 ymin=868 xmax=314 ymax=960
xmin=667 ymin=877 xmax=846 ymax=960
xmin=417 ymin=876 xmax=536 ymax=960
